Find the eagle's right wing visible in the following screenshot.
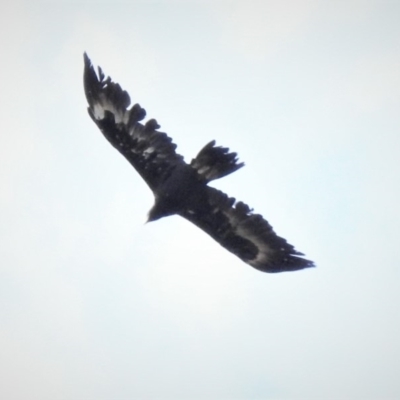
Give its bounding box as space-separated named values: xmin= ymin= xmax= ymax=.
xmin=179 ymin=187 xmax=314 ymax=273
xmin=84 ymin=53 xmax=184 ymax=191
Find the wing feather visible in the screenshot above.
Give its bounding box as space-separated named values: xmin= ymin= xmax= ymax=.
xmin=180 ymin=187 xmax=314 ymax=273
xmin=83 ymin=53 xmax=184 ymax=191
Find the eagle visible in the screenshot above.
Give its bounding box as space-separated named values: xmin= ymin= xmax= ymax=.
xmin=83 ymin=53 xmax=314 ymax=273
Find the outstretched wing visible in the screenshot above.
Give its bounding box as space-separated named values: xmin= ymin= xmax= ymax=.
xmin=179 ymin=187 xmax=314 ymax=273
xmin=83 ymin=53 xmax=184 ymax=191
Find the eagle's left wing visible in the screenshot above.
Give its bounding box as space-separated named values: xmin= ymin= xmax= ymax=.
xmin=83 ymin=53 xmax=185 ymax=191
xmin=179 ymin=187 xmax=314 ymax=273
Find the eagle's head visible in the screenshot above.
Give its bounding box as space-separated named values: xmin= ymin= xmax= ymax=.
xmin=147 ymin=198 xmax=176 ymax=223
xmin=147 ymin=205 xmax=163 ymax=223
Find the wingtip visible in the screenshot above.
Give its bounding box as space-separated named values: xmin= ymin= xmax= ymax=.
xmin=83 ymin=52 xmax=91 ymax=66
xmin=308 ymin=260 xmax=317 ymax=269
xmin=254 ymin=257 xmax=316 ymax=273
xmin=292 ymin=256 xmax=316 ymax=272
xmin=302 ymin=261 xmax=316 ymax=271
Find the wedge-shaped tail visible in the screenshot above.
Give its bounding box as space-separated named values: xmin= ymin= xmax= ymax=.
xmin=190 ymin=140 xmax=244 ymax=183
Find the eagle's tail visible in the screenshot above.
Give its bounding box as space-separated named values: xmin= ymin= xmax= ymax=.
xmin=190 ymin=140 xmax=244 ymax=183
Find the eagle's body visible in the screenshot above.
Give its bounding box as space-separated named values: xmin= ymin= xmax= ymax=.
xmin=148 ymin=165 xmax=205 ymax=222
xmin=83 ymin=54 xmax=314 ymax=273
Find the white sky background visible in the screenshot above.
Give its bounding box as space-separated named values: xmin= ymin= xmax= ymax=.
xmin=1 ymin=0 xmax=400 ymax=399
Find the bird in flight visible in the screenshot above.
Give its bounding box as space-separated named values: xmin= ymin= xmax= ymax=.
xmin=83 ymin=53 xmax=314 ymax=273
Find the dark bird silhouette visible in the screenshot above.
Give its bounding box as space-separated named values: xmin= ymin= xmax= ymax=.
xmin=83 ymin=53 xmax=314 ymax=273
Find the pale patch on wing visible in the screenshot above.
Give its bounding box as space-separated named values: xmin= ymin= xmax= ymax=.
xmin=145 ymin=146 xmax=155 ymax=154
xmin=91 ymin=94 xmax=128 ymax=124
xmin=234 ymin=215 xmax=274 ymax=267
xmin=222 ymin=205 xmax=274 ymax=265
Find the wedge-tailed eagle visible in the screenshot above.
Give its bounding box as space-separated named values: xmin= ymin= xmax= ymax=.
xmin=83 ymin=54 xmax=314 ymax=273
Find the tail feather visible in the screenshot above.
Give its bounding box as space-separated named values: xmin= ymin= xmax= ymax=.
xmin=190 ymin=140 xmax=244 ymax=182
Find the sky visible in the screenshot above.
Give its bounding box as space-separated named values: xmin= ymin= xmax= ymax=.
xmin=1 ymin=0 xmax=400 ymax=399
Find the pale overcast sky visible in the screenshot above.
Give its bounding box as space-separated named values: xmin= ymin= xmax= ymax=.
xmin=1 ymin=1 xmax=400 ymax=399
